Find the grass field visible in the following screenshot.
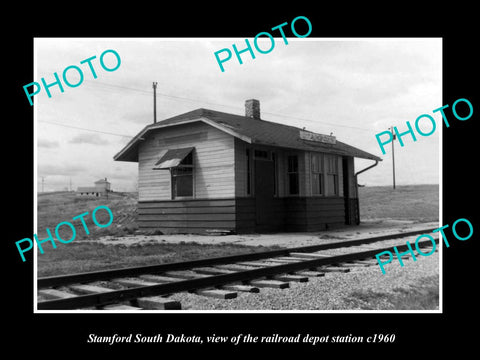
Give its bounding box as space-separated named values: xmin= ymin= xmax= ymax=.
xmin=358 ymin=184 xmax=439 ymax=222
xmin=37 ymin=191 xmax=138 ymax=241
xmin=344 ymin=275 xmax=439 ymax=310
xmin=36 ymin=184 xmax=439 ymax=277
xmin=37 ymin=241 xmax=282 ymax=278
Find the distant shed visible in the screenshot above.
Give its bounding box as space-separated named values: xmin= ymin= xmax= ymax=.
xmin=77 ymin=178 xmax=111 ymax=197
xmin=114 ymin=99 xmax=382 ymax=233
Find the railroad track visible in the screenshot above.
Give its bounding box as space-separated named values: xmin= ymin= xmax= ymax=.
xmin=37 ymin=229 xmax=439 ymax=310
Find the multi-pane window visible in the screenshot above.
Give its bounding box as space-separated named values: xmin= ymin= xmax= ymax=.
xmin=171 ymin=152 xmax=193 ymax=199
xmin=287 ymin=155 xmax=299 ymax=195
xmin=325 ymin=154 xmax=338 ymax=195
xmin=311 ymin=153 xmax=323 ymax=195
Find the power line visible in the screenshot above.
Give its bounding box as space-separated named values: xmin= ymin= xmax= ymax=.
xmin=39 ymin=120 xmax=132 ymax=138
xmin=261 ymin=111 xmax=369 ymax=131
xmin=84 ymin=80 xmax=371 ymax=132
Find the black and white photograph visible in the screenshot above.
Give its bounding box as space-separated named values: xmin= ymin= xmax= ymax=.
xmin=7 ymin=7 xmax=478 ymax=355
xmin=34 ymin=37 xmax=442 ymax=312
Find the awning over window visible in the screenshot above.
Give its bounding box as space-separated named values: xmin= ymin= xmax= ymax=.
xmin=153 ymin=147 xmax=194 ymax=170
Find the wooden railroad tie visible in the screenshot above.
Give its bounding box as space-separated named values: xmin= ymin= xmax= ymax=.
xmin=249 ymin=279 xmax=289 ymax=289
xmin=38 ymin=288 xmax=76 ymax=300
xmin=195 ymin=289 xmax=237 ymax=299
xmin=221 ymin=284 xmax=260 ymax=293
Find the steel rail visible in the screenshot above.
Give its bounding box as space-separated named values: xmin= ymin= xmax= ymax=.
xmin=37 ymin=238 xmax=438 ymax=310
xmin=38 ymin=228 xmax=436 ymax=289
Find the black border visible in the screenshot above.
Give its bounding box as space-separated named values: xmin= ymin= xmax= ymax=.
xmin=7 ymin=5 xmax=478 ymax=355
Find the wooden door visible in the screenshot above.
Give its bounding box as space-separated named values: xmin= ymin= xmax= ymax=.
xmin=254 ymin=159 xmax=275 ymax=230
xmin=342 ymin=156 xmax=358 ymax=225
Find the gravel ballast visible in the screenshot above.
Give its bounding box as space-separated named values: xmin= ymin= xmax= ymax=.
xmin=168 ymin=251 xmax=440 ymax=311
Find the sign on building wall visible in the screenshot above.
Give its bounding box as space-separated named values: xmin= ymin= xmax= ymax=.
xmin=299 ymin=130 xmax=336 ymax=144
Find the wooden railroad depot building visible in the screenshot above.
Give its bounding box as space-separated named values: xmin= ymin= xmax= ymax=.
xmin=114 ymin=99 xmax=382 ymax=234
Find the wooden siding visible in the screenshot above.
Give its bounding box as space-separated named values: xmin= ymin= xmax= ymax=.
xmin=135 ymin=127 xmax=358 ymax=233
xmin=305 ymin=197 xmax=345 ymax=231
xmin=275 ymin=148 xmax=286 ymax=196
xmin=346 ymin=156 xmax=357 ymax=198
xmin=256 ymin=197 xmax=286 ymax=232
xmin=342 ymin=156 xmax=359 ymax=225
xmin=233 ymin=142 xmax=348 ymax=200
xmin=337 ymin=156 xmax=344 ymax=197
xmin=304 ymin=152 xmax=311 ymax=197
xmin=297 ymin=150 xmax=307 ymax=196
xmin=234 ymin=139 xmax=249 ymax=197
xmin=345 ymin=198 xmax=360 ymax=225
xmin=235 ymin=197 xmax=256 ymax=233
xmin=284 ymin=197 xmax=345 ymax=231
xmin=138 ymin=199 xmax=237 ymax=234
xmin=138 ymin=196 xmax=347 ymax=234
xmin=138 ymin=122 xmax=235 ymax=201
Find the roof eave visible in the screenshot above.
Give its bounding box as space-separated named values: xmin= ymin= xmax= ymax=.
xmin=249 ymin=139 xmax=382 ymax=162
xmin=113 ymin=117 xmax=253 ymax=162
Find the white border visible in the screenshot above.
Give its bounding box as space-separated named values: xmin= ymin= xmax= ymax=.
xmin=33 ymin=37 xmax=442 ymax=314
xmin=34 ymin=38 xmax=39 ymax=308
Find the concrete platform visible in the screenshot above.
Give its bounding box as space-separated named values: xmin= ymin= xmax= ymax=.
xmin=89 ymin=220 xmax=439 ymax=248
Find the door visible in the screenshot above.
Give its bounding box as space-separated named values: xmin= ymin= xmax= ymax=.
xmin=254 ymin=159 xmax=275 ymax=230
xmin=342 ymin=157 xmax=351 ymax=224
xmin=343 ymin=156 xmax=359 ymax=225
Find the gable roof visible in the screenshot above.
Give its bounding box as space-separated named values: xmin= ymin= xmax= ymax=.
xmin=114 ymin=108 xmax=382 ymax=162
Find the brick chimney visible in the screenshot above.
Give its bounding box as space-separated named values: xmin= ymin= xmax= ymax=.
xmin=245 ymin=99 xmax=260 ymax=119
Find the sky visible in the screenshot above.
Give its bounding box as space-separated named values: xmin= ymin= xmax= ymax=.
xmin=34 ymin=38 xmax=442 ymax=192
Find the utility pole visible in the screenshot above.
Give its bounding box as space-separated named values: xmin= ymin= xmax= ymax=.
xmin=41 ymin=176 xmax=45 ymax=193
xmin=390 ymin=126 xmax=396 ymax=190
xmin=153 ymin=82 xmax=158 ymax=124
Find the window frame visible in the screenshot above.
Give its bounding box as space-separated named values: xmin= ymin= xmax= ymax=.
xmin=325 ymin=154 xmax=339 ymax=196
xmin=170 ymin=151 xmax=195 ymax=200
xmin=311 ymin=153 xmax=324 ymax=196
xmin=254 ymin=149 xmax=270 ymax=160
xmin=287 ymin=154 xmax=300 ymax=196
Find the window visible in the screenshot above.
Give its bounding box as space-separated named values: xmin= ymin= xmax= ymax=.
xmin=311 ymin=153 xmax=323 ymax=195
xmin=325 ymin=155 xmax=338 ymax=195
xmin=171 ymin=151 xmax=194 ymax=199
xmin=153 ymin=148 xmax=195 ymax=199
xmin=287 ymin=155 xmax=299 ymax=195
xmin=254 ymin=150 xmax=269 ymax=159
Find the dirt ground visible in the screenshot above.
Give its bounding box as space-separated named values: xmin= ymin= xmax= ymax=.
xmin=87 ymin=219 xmax=440 ymax=248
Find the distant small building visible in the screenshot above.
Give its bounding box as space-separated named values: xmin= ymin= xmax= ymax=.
xmin=77 ymin=178 xmax=111 ymax=197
